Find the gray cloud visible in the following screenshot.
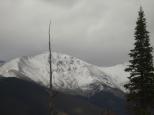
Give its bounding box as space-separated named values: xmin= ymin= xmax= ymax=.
xmin=42 ymin=0 xmax=79 ymax=7
xmin=0 ymin=0 xmax=153 ymax=66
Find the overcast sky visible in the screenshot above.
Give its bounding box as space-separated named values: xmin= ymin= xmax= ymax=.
xmin=0 ymin=0 xmax=153 ymax=66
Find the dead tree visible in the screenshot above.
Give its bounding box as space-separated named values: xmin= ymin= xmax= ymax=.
xmin=48 ymin=20 xmax=56 ymax=115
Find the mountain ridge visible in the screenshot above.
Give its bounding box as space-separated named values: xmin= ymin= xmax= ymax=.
xmin=0 ymin=52 xmax=129 ymax=96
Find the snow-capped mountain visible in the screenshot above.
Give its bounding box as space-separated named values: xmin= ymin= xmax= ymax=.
xmin=100 ymin=63 xmax=129 ymax=92
xmin=0 ymin=52 xmax=129 ymax=95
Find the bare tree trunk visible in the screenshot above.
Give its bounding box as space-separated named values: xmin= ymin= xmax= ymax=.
xmin=48 ymin=20 xmax=55 ymax=115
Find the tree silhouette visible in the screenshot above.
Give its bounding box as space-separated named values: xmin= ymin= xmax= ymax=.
xmin=48 ymin=20 xmax=56 ymax=115
xmin=125 ymin=7 xmax=154 ymax=115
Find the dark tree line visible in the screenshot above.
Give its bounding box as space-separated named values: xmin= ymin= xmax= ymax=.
xmin=125 ymin=7 xmax=154 ymax=115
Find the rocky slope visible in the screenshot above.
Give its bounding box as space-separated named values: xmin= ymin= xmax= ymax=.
xmin=0 ymin=52 xmax=129 ymax=96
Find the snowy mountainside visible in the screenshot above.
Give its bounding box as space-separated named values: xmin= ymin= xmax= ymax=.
xmin=0 ymin=52 xmax=129 ymax=95
xmin=100 ymin=63 xmax=129 ymax=91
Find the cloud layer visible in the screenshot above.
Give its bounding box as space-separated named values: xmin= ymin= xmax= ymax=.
xmin=0 ymin=0 xmax=153 ymax=66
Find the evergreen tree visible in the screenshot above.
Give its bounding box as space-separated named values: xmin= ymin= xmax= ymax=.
xmin=125 ymin=7 xmax=154 ymax=115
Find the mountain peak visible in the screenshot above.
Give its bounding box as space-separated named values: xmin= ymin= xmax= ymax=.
xmin=0 ymin=52 xmax=129 ymax=96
